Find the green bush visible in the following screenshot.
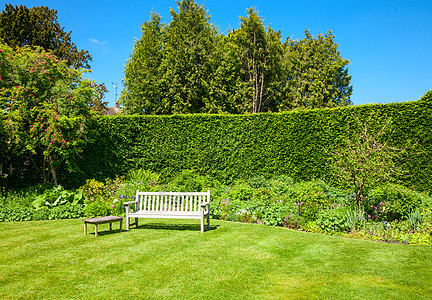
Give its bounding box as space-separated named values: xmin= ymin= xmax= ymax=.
xmin=0 ymin=205 xmax=34 ymax=222
xmin=32 ymin=185 xmax=84 ymax=210
xmin=47 ymin=203 xmax=83 ymax=220
xmin=126 ymin=168 xmax=161 ymax=184
xmin=83 ymin=199 xmax=111 ymax=218
xmin=165 ymin=169 xmax=217 ymax=192
xmin=292 ymin=181 xmax=332 ymax=222
xmin=316 ymin=208 xmax=349 ymax=233
xmin=368 ymin=184 xmax=432 ymax=221
xmin=80 ymin=176 xmax=124 ymax=203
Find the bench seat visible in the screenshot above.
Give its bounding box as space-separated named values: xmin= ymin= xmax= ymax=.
xmin=124 ymin=190 xmax=210 ymax=233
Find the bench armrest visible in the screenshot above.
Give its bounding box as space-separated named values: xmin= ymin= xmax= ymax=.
xmin=200 ymin=201 xmax=210 ymax=208
xmin=123 ymin=200 xmax=138 ymax=206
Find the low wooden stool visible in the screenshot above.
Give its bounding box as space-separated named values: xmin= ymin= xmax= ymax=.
xmin=83 ymin=216 xmax=123 ymax=237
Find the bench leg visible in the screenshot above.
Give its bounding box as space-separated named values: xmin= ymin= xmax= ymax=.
xmin=201 ymin=212 xmax=205 ymax=233
xmin=84 ymin=222 xmax=87 ymax=235
xmin=126 ymin=217 xmax=130 ymax=230
xmin=109 ymin=222 xmax=112 ymax=231
xmin=135 ymin=218 xmax=138 ymax=229
xmin=207 ymin=214 xmax=210 ymax=230
xmin=119 ymin=219 xmax=122 ymax=232
xmin=95 ymin=224 xmax=98 ymax=237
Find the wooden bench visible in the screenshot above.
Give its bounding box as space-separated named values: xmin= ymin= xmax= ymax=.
xmin=83 ymin=216 xmax=123 ymax=237
xmin=124 ymin=190 xmax=210 ymax=233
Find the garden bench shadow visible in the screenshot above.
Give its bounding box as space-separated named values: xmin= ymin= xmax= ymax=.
xmin=133 ymin=222 xmax=219 ymax=232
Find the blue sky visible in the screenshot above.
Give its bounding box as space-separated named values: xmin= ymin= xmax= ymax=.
xmin=4 ymin=0 xmax=432 ymax=107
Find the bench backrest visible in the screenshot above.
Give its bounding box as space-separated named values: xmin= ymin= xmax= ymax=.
xmin=135 ymin=190 xmax=210 ymax=213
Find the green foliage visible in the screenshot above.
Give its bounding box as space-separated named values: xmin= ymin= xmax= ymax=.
xmin=368 ymin=184 xmax=431 ymax=221
xmin=121 ymin=0 xmax=218 ymax=114
xmin=120 ymin=12 xmax=165 ymax=114
xmin=407 ymin=209 xmax=422 ymax=229
xmin=216 ymin=7 xmax=284 ymax=113
xmin=419 ymin=89 xmax=432 ymax=102
xmin=344 ymin=206 xmax=366 ymax=232
xmin=329 ymin=112 xmax=412 ymax=207
xmin=80 ymin=176 xmax=124 ymax=203
xmin=120 ymin=2 xmax=351 ymax=114
xmin=166 ymin=169 xmax=217 ymax=192
xmin=316 ymin=208 xmax=349 ymax=233
xmin=0 ymin=205 xmax=34 ymax=221
xmin=32 ymin=185 xmax=84 ymax=210
xmin=83 ymin=199 xmax=110 ymax=218
xmin=283 ymin=30 xmax=352 ymax=109
xmin=64 ymin=99 xmax=432 ymax=194
xmin=0 ymin=4 xmax=91 ymax=69
xmin=293 ymin=181 xmax=331 ymax=222
xmin=0 ymin=42 xmax=104 ymax=185
xmin=126 ymin=168 xmax=160 ymax=183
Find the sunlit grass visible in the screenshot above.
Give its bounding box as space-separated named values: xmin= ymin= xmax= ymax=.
xmin=0 ymin=219 xmax=431 ymax=299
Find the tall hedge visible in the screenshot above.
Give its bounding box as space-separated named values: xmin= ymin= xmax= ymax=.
xmin=61 ymin=100 xmax=431 ymax=194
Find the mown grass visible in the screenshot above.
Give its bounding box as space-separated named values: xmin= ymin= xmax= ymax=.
xmin=0 ymin=218 xmax=431 ymax=299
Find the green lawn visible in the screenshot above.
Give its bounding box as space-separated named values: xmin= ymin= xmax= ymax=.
xmin=0 ymin=219 xmax=431 ymax=299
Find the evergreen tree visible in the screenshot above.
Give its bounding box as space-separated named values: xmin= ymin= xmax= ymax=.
xmin=282 ymin=30 xmax=352 ymax=109
xmin=0 ymin=4 xmax=91 ymax=69
xmin=216 ymin=8 xmax=284 ymax=113
xmin=120 ymin=13 xmax=165 ymax=114
xmin=160 ymin=0 xmax=218 ymax=114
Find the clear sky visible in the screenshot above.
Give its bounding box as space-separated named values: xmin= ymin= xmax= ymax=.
xmin=4 ymin=0 xmax=432 ymax=107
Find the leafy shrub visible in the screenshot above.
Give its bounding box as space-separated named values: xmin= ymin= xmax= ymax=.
xmin=344 ymin=206 xmax=366 ymax=232
xmin=261 ymin=201 xmax=289 ymax=226
xmin=32 ymin=185 xmax=84 ymax=210
xmin=316 ymin=208 xmax=349 ymax=233
xmin=116 ymin=180 xmax=160 ymax=200
xmin=80 ymin=176 xmax=124 ymax=203
xmin=368 ymin=184 xmax=432 ymax=221
xmin=32 ymin=208 xmax=50 ymax=221
xmin=282 ymin=212 xmax=306 ymax=230
xmin=126 ymin=168 xmax=161 ymax=184
xmin=166 ymin=169 xmax=217 ymax=192
xmin=0 ymin=205 xmax=34 ymax=222
xmin=83 ymin=199 xmax=111 ymax=218
xmin=47 ymin=203 xmax=83 ymax=220
xmin=81 ymin=179 xmax=106 ymax=202
xmin=292 ymin=181 xmax=332 ymax=222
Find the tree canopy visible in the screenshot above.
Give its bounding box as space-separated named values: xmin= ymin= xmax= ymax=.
xmin=121 ymin=1 xmax=353 ymax=115
xmin=282 ymin=30 xmax=353 ymax=109
xmin=0 ymin=4 xmax=92 ymax=69
xmin=0 ymin=42 xmax=104 ymax=185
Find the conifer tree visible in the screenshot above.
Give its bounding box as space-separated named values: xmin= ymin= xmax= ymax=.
xmin=160 ymin=0 xmax=218 ymax=114
xmin=120 ymin=13 xmax=165 ymax=114
xmin=282 ymin=30 xmax=352 ymax=109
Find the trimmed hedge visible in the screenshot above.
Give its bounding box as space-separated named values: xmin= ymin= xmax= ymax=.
xmin=59 ymin=100 xmax=431 ymax=194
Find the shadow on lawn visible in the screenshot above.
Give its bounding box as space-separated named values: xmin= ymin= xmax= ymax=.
xmin=134 ymin=222 xmax=219 ymax=232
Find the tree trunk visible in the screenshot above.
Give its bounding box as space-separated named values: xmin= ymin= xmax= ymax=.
xmin=48 ymin=157 xmax=58 ymax=187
